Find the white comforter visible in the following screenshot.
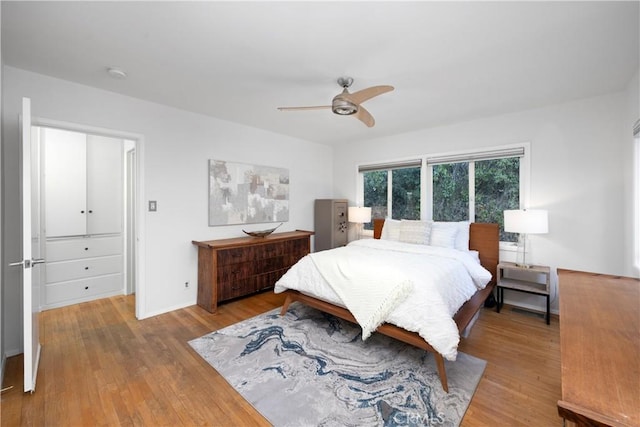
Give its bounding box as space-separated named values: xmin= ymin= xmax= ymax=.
xmin=274 ymin=239 xmax=492 ymax=361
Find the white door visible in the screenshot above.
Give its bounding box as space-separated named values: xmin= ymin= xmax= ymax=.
xmin=43 ymin=127 xmax=87 ymax=237
xmin=10 ymin=98 xmax=43 ymax=392
xmin=86 ymin=135 xmax=123 ymax=235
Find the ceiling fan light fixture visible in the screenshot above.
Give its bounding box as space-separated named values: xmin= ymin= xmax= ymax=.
xmin=332 ymin=97 xmax=358 ymax=115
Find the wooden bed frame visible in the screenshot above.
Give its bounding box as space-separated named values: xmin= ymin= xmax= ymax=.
xmin=279 ymin=219 xmax=499 ymax=392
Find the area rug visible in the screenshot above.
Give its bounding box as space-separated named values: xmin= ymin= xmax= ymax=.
xmin=189 ymin=303 xmax=486 ymax=427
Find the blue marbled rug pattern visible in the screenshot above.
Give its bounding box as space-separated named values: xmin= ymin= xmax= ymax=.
xmin=189 ymin=302 xmax=485 ymax=427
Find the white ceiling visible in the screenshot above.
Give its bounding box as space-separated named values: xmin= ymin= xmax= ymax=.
xmin=2 ymin=1 xmax=638 ymax=146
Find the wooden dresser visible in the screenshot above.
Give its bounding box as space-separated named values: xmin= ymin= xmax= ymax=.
xmin=557 ymin=269 xmax=639 ymax=427
xmin=192 ymin=230 xmax=314 ymax=312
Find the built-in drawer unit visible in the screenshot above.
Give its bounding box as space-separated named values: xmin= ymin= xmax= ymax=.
xmin=46 ymin=235 xmax=122 ymax=262
xmin=45 ymin=274 xmax=123 ymax=306
xmin=192 ymin=230 xmax=314 ymax=313
xmin=43 ymin=235 xmax=124 ymax=309
xmin=46 ymin=255 xmax=123 ymax=283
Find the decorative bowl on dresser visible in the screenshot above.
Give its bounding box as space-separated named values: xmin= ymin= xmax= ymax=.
xmin=192 ymin=230 xmax=314 ymax=313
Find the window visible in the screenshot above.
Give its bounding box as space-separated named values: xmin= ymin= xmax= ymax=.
xmin=361 ymin=160 xmax=421 ymax=229
xmin=428 ymin=148 xmax=524 ymax=241
xmin=432 ymin=162 xmax=469 ymax=221
xmin=475 ymin=158 xmax=520 ymax=241
xmin=359 ymin=145 xmax=526 ymax=240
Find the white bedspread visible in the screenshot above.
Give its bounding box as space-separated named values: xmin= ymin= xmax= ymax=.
xmin=309 ymin=245 xmax=413 ymax=340
xmin=274 ymin=239 xmax=492 ymax=361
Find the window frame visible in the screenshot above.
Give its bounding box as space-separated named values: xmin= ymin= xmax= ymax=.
xmin=357 ymin=157 xmax=423 ymax=221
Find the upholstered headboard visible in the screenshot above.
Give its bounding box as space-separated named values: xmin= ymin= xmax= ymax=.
xmin=372 ymin=218 xmax=499 ymax=285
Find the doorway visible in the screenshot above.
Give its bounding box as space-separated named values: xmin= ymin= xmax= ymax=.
xmin=32 ymin=119 xmax=143 ymax=317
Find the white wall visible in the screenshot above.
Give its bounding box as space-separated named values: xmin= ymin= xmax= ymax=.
xmin=333 ymin=86 xmax=638 ymax=314
xmin=2 ymin=66 xmax=333 ymax=354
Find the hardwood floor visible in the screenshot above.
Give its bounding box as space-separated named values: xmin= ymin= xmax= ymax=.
xmin=1 ymin=292 xmax=562 ymax=426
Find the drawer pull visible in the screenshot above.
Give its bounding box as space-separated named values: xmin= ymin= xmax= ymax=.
xmin=84 ymin=286 xmax=89 ymax=290
xmin=84 ymin=267 xmax=89 ymax=270
xmin=84 ymin=247 xmax=89 ymax=251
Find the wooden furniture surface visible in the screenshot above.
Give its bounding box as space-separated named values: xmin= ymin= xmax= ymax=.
xmin=557 ymin=269 xmax=640 ymax=427
xmin=193 ymin=230 xmax=313 ymax=313
xmin=282 ymin=219 xmax=499 ymax=392
xmin=497 ymin=262 xmax=551 ymax=324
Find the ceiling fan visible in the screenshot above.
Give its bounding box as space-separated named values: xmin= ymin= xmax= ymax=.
xmin=277 ymin=77 xmax=394 ymax=127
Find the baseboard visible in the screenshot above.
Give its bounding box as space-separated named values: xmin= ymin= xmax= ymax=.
xmin=139 ymin=299 xmax=195 ymax=320
xmin=4 ymin=348 xmax=22 ymax=358
xmin=510 ymin=306 xmax=545 ymax=319
xmin=1 ymin=352 xmax=6 ymax=388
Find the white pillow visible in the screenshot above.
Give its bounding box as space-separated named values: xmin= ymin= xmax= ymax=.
xmin=399 ymin=220 xmax=432 ymax=245
xmin=433 ymin=221 xmax=470 ymax=251
xmin=429 ymin=222 xmax=458 ymax=248
xmin=380 ymin=218 xmax=401 ymax=241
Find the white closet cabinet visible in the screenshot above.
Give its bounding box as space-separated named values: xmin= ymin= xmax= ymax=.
xmin=42 ymin=127 xmax=125 ymax=309
xmin=44 ymin=128 xmax=123 ymax=237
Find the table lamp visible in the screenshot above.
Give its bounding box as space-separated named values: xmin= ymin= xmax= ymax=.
xmin=504 ymin=209 xmax=548 ymax=268
xmin=348 ymin=206 xmax=372 ymax=240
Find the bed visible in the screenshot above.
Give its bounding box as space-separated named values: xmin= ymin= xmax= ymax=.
xmin=275 ymin=218 xmax=499 ymax=392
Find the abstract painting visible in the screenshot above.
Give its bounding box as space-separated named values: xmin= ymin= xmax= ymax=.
xmin=208 ymin=159 xmax=289 ymax=226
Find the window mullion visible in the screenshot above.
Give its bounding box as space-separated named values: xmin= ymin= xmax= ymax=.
xmin=387 ymin=170 xmax=393 ymax=219
xmin=422 ymin=160 xmax=430 ymax=221
xmin=469 ymin=162 xmax=475 ymax=222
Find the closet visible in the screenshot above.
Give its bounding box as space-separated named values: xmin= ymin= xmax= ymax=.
xmin=41 ymin=127 xmax=125 ymax=309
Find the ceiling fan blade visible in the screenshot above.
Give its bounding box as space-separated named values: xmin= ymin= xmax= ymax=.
xmin=347 ymin=85 xmax=394 ymax=105
xmin=355 ymin=105 xmax=375 ymax=127
xmin=277 ymin=105 xmax=331 ymax=111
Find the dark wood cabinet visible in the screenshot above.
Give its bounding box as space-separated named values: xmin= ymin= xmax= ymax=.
xmin=192 ymin=230 xmax=313 ymax=313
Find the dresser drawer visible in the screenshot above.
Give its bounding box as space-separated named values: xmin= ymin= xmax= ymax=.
xmin=254 ymin=269 xmax=290 ymax=292
xmin=285 ymin=237 xmax=310 ymax=255
xmin=217 ymin=247 xmax=255 ymax=265
xmin=216 ymin=257 xmax=287 ymax=283
xmin=218 ymin=268 xmax=292 ymax=301
xmin=46 ymin=236 xmax=122 ymax=262
xmin=44 ymin=274 xmax=123 ymax=306
xmin=46 ymin=255 xmax=123 ymax=283
xmin=218 ymin=277 xmax=256 ymax=301
xmin=216 ymin=241 xmax=285 ymax=265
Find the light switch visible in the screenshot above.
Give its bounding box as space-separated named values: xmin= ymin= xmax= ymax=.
xmin=149 ymin=200 xmax=157 ymax=212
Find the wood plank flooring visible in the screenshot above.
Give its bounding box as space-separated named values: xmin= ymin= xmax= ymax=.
xmin=1 ymin=292 xmax=563 ymax=426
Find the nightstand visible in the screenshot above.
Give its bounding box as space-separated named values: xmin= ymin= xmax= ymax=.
xmin=496 ymin=262 xmax=551 ymax=324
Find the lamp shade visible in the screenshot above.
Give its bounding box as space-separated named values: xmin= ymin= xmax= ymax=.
xmin=348 ymin=206 xmax=372 ymax=224
xmin=504 ymin=209 xmax=548 ymax=234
